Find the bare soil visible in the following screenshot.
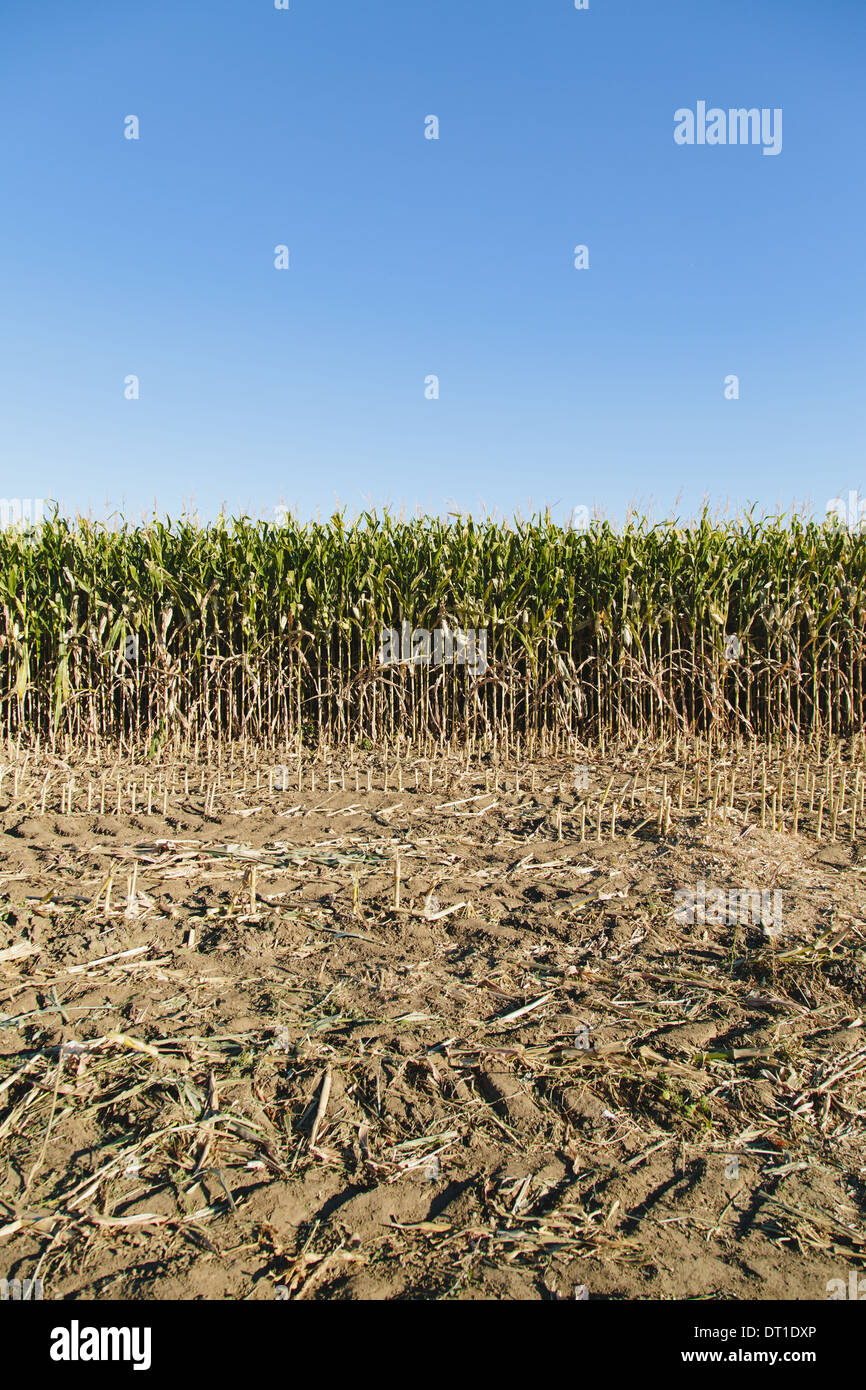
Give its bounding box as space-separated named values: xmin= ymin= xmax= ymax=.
xmin=1 ymin=747 xmax=864 ymax=1301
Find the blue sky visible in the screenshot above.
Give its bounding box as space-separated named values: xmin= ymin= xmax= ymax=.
xmin=0 ymin=0 xmax=863 ymax=526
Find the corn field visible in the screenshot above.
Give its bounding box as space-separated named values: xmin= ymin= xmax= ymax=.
xmin=0 ymin=511 xmax=864 ymax=751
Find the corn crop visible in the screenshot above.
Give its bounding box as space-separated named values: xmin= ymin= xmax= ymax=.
xmin=0 ymin=509 xmax=864 ymax=750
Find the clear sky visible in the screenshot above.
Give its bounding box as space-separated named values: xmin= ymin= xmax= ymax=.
xmin=0 ymin=0 xmax=863 ymax=527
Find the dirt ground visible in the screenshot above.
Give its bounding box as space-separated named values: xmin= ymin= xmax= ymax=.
xmin=0 ymin=745 xmax=864 ymax=1301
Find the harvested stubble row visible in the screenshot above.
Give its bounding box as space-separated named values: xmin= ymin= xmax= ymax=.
xmin=2 ymin=739 xmax=863 ymax=850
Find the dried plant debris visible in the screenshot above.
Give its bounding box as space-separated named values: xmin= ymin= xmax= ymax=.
xmin=0 ymin=739 xmax=864 ymax=1301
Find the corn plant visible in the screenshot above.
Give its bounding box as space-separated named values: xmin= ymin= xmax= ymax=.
xmin=0 ymin=509 xmax=863 ymax=751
